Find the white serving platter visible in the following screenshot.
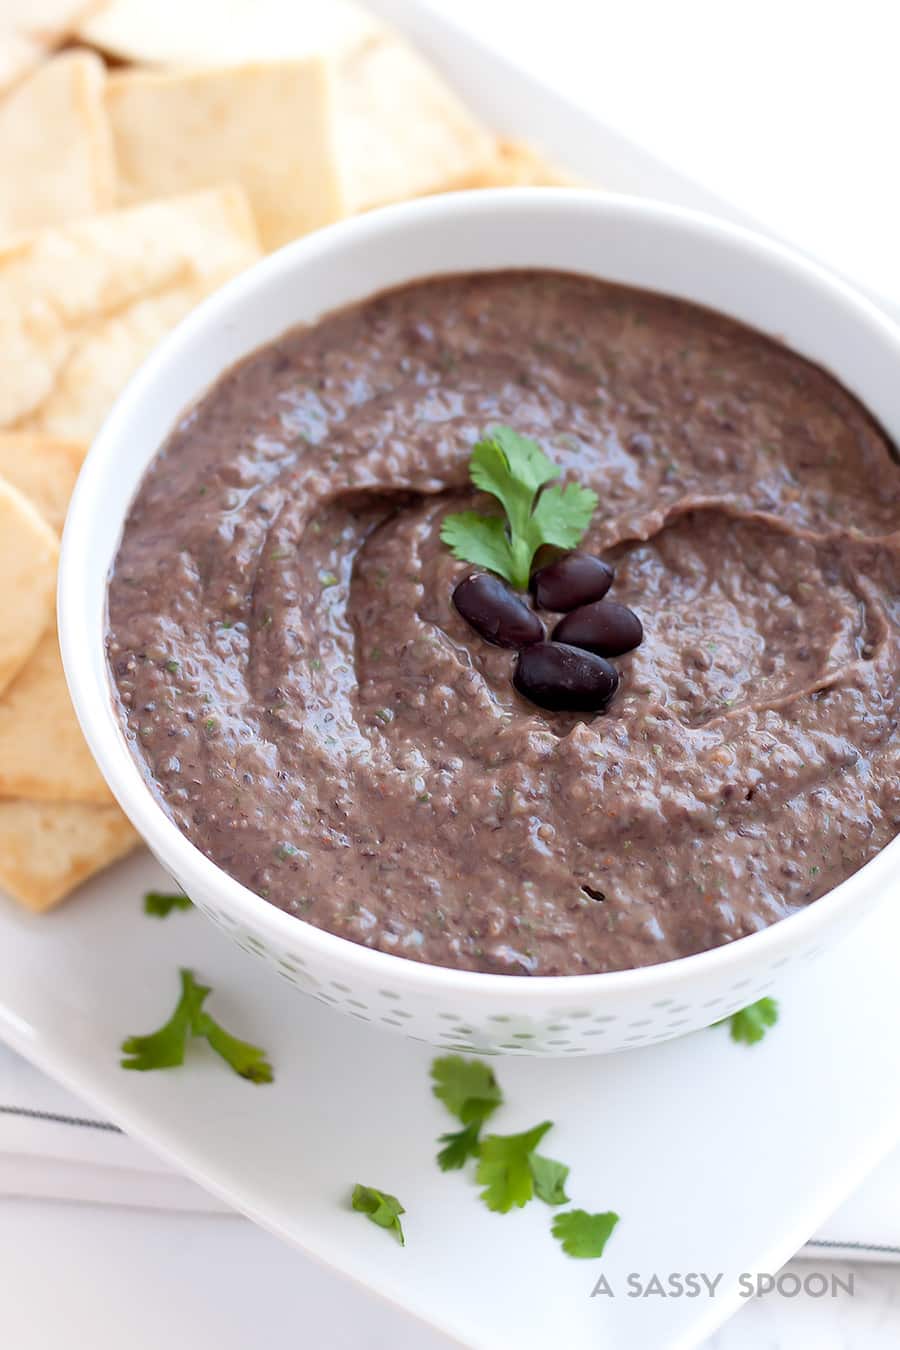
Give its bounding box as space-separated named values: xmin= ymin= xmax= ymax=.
xmin=2 ymin=3 xmax=900 ymax=1347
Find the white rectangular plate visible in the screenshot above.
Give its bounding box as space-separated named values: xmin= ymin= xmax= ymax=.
xmin=3 ymin=853 xmax=900 ymax=1350
xmin=4 ymin=4 xmax=900 ymax=1348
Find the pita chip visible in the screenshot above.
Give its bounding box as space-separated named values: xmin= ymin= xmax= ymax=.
xmin=0 ymin=433 xmax=86 ymax=532
xmin=106 ymin=60 xmax=343 ymax=250
xmin=0 ymin=0 xmax=103 ymax=92
xmin=0 ymin=185 xmax=261 ymax=439
xmin=0 ymin=797 xmax=138 ymax=911
xmin=10 ymin=0 xmax=104 ymax=42
xmin=0 ymin=476 xmax=59 ymax=699
xmin=0 ymin=49 xmax=115 ymax=239
xmin=465 ymin=138 xmax=581 ymax=189
xmin=0 ymin=629 xmax=113 ymax=805
xmin=80 ymin=0 xmax=494 ymax=212
xmin=335 ymin=33 xmax=494 ymax=213
xmin=0 ymin=29 xmax=36 ymax=93
xmin=78 ymin=0 xmax=383 ymax=65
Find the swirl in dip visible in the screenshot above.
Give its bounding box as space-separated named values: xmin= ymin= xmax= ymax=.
xmin=107 ymin=271 xmax=900 ymax=975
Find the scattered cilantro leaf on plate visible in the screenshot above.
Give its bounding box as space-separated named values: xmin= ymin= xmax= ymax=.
xmin=426 ymin=1060 xmax=619 ymax=1249
xmin=351 ymin=1184 xmax=406 ymax=1246
xmin=440 ymin=425 xmax=597 ymax=589
xmin=551 ymin=1209 xmax=620 ymax=1259
xmin=120 ymin=968 xmax=207 ymax=1071
xmin=143 ymin=890 xmax=192 ymax=917
xmin=716 ymin=996 xmax=779 ymax=1045
xmin=476 ymin=1120 xmax=554 ymax=1213
xmin=529 ymin=1152 xmax=570 ymax=1205
xmin=120 ymin=968 xmax=273 ymax=1082
xmin=431 ymin=1054 xmax=503 ymax=1125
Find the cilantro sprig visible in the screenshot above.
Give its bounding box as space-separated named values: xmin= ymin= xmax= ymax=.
xmin=143 ymin=890 xmax=192 ymax=917
xmin=716 ymin=996 xmax=779 ymax=1045
xmin=441 ymin=426 xmax=597 ymax=590
xmin=120 ymin=969 xmax=273 ymax=1083
xmin=351 ymin=1183 xmax=406 ymax=1246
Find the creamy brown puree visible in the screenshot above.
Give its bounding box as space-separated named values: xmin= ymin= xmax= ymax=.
xmin=107 ymin=271 xmax=900 ymax=975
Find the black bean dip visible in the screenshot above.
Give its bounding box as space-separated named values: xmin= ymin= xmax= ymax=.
xmin=107 ymin=272 xmax=900 ymax=975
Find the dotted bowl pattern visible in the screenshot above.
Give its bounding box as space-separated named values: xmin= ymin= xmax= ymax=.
xmin=186 ymin=892 xmax=833 ymax=1056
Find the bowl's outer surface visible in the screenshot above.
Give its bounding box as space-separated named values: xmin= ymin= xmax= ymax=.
xmin=60 ymin=190 xmax=900 ymax=1054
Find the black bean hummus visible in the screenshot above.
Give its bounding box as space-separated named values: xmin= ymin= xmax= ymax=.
xmin=107 ymin=271 xmax=900 ymax=975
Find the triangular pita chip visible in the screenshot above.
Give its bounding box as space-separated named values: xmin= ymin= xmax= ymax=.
xmin=77 ymin=0 xmax=383 ymax=64
xmin=80 ymin=0 xmax=494 ymax=212
xmin=0 ymin=629 xmax=113 ymax=805
xmin=106 ymin=60 xmax=342 ymax=250
xmin=0 ymin=433 xmax=86 ymax=532
xmin=0 ymin=476 xmax=59 ymax=699
xmin=0 ymin=49 xmax=115 ymax=239
xmin=0 ymin=797 xmax=138 ymax=911
xmin=336 ymin=34 xmax=494 ymax=212
xmin=0 ymin=185 xmax=261 ymax=439
xmin=0 ymin=0 xmax=103 ymax=93
xmin=463 ymin=138 xmax=581 ymax=189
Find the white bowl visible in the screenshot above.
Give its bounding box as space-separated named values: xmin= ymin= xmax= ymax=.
xmin=59 ymin=190 xmax=900 ymax=1056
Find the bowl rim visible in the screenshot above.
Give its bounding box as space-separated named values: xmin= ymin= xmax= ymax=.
xmin=59 ymin=186 xmax=900 ymax=1004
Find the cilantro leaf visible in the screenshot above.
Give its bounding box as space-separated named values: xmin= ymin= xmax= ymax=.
xmin=436 ymin=1121 xmax=482 ymax=1171
xmin=716 ymin=997 xmax=779 ymax=1045
xmin=351 ymin=1183 xmax=406 ymax=1246
xmin=469 ymin=428 xmax=557 ymax=541
xmin=529 ymin=481 xmax=598 ymax=550
xmin=120 ymin=968 xmax=208 ymax=1071
xmin=551 ymin=1209 xmax=620 ymax=1259
xmin=120 ymin=969 xmax=273 ymax=1082
xmin=482 ymin=425 xmax=560 ymax=495
xmin=440 ymin=425 xmax=597 ymax=589
xmin=143 ymin=890 xmax=192 ymax=917
xmin=476 ymin=1120 xmax=554 ymax=1213
xmin=440 ymin=511 xmax=514 ymax=579
xmin=529 ymin=1152 xmax=570 ymax=1205
xmin=431 ymin=1055 xmax=503 ymax=1125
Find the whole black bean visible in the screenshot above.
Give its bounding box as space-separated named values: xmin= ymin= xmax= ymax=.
xmin=514 ymin=642 xmax=619 ymax=711
xmin=453 ymin=573 xmax=544 ymax=648
xmin=530 ymin=552 xmax=614 ymax=611
xmin=552 ymin=600 xmax=643 ymax=657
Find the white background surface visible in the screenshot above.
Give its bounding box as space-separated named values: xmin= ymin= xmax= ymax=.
xmin=426 ymin=0 xmax=900 ymax=313
xmin=3 ymin=1200 xmax=900 ymax=1350
xmin=4 ymin=2 xmax=900 ymax=1347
